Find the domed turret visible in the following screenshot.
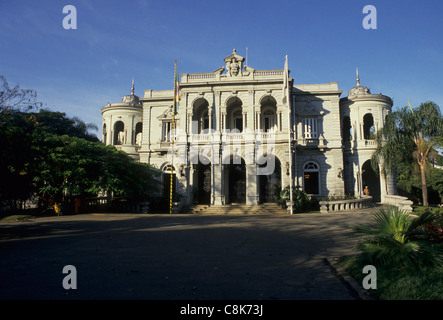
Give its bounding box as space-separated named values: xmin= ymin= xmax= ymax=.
xmin=121 ymin=78 xmax=143 ymax=107
xmin=348 ymin=68 xmax=371 ymax=98
xmin=101 ymin=78 xmax=143 ymax=159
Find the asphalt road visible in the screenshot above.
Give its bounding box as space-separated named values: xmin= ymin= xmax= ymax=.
xmin=0 ymin=210 xmax=375 ymax=300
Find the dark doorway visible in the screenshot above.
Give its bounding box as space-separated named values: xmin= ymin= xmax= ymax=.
xmin=197 ymin=163 xmax=211 ymax=204
xmin=303 ymin=162 xmax=320 ymax=195
xmin=227 ymin=157 xmax=246 ymax=204
xmin=304 ymin=172 xmax=319 ymax=195
xmin=258 ymin=156 xmax=281 ymax=203
xmin=362 ymin=160 xmax=380 ymax=202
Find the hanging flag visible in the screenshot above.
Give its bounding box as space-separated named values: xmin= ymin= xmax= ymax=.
xmin=282 ymin=55 xmax=289 ymax=107
xmin=174 ymin=60 xmax=179 ymax=114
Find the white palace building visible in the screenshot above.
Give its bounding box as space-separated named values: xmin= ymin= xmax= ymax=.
xmin=101 ymin=50 xmax=398 ymax=209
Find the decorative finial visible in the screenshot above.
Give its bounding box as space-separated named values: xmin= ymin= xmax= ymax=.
xmin=233 ymin=48 xmax=236 ymax=54
xmin=356 ymin=68 xmax=360 ymax=86
xmin=131 ymin=78 xmax=135 ymax=95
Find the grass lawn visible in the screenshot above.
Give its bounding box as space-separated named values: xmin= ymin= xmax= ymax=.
xmin=339 ymin=255 xmax=443 ymax=300
xmin=0 ymin=214 xmax=35 ymax=221
xmin=339 ymin=205 xmax=443 ymax=300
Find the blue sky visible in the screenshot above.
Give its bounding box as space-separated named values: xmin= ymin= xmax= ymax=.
xmin=1 ymin=0 xmax=442 ymax=135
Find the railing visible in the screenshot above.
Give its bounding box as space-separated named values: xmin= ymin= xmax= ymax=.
xmin=160 ymin=141 xmax=173 ymax=149
xmin=382 ymin=195 xmax=413 ymax=212
xmin=186 ymin=73 xmax=217 ymax=81
xmin=364 ymin=139 xmax=376 ymax=146
xmin=182 ymin=69 xmax=284 ymax=83
xmin=297 ymin=138 xmax=318 ymax=146
xmin=254 ymin=70 xmax=283 ymax=77
xmin=189 ymin=132 xmax=278 ymax=144
xmin=319 ymin=196 xmax=373 ymax=213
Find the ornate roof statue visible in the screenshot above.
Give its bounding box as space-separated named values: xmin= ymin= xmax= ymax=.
xmin=224 ymin=49 xmax=245 ymax=77
xmin=348 ymin=68 xmax=371 ymax=98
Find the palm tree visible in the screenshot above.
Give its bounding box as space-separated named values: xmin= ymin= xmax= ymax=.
xmin=372 ymin=101 xmax=443 ymax=207
xmin=353 ymin=206 xmax=443 ymax=268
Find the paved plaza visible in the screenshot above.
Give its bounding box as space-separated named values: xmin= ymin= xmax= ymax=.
xmin=0 ymin=209 xmax=376 ymax=300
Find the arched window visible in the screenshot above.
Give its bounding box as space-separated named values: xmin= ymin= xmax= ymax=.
xmin=192 ymin=98 xmax=210 ymax=134
xmin=303 ymin=161 xmax=320 ymax=195
xmin=135 ymin=122 xmax=142 ymax=146
xmin=263 ymin=110 xmax=276 ymax=132
xmin=232 ymin=109 xmax=243 ymax=132
xmin=201 ymin=110 xmax=209 ymax=133
xmin=363 ymin=113 xmax=375 ymax=140
xmin=113 ymin=121 xmax=125 ymax=145
xmin=226 ymin=96 xmax=243 ymax=131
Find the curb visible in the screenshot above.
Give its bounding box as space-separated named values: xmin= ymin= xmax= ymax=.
xmin=323 ymin=257 xmax=375 ymax=300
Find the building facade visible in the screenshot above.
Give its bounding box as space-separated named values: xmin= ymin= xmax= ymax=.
xmin=101 ymin=50 xmax=395 ymax=207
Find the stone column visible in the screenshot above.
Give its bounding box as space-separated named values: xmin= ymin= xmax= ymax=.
xmin=221 ymin=109 xmax=227 ymax=132
xmin=214 ymin=91 xmax=221 ymax=133
xmin=246 ymin=164 xmax=258 ymax=205
xmin=212 ymin=163 xmax=224 ymax=205
xmin=256 ymin=111 xmax=261 ymax=131
xmin=187 ymin=165 xmax=195 ymax=205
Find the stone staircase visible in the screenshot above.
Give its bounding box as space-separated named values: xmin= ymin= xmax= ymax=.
xmin=180 ymin=203 xmax=288 ymax=215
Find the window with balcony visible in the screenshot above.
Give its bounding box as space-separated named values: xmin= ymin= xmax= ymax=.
xmin=263 ymin=110 xmax=276 ymax=132
xmin=162 ymin=121 xmax=172 ymax=142
xmin=232 ymin=110 xmax=243 ymax=132
xmin=302 ymin=118 xmax=318 ymax=139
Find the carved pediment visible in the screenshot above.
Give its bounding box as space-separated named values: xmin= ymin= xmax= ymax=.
xmin=224 ymin=49 xmax=245 ymax=77
xmin=157 ymin=106 xmax=175 ymax=119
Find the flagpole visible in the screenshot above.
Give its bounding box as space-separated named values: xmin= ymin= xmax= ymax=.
xmin=170 ymin=60 xmax=178 ymax=214
xmin=284 ymin=55 xmax=293 ymax=215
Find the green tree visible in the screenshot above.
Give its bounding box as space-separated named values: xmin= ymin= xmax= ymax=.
xmin=0 ymin=110 xmax=35 ymax=206
xmin=372 ymin=101 xmax=443 ymax=207
xmin=33 ymin=109 xmax=99 ymax=142
xmin=1 ymin=75 xmax=160 ymax=211
xmin=0 ymin=75 xmax=42 ymax=209
xmin=31 ymin=131 xmax=160 ymax=205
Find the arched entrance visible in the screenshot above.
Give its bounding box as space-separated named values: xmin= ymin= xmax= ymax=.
xmin=258 ymin=155 xmax=281 ymax=203
xmin=195 ymin=161 xmax=211 ymax=205
xmin=225 ymin=155 xmax=246 ymax=204
xmin=361 ymin=160 xmax=380 ymax=202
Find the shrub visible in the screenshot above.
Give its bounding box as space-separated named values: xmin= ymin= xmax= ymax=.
xmin=352 ymin=206 xmax=443 ymax=269
xmin=419 ymin=209 xmax=443 ymax=244
xmin=277 ymin=186 xmax=316 ymax=212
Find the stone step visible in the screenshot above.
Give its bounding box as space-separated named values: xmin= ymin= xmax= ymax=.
xmin=182 ymin=203 xmax=287 ymax=215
